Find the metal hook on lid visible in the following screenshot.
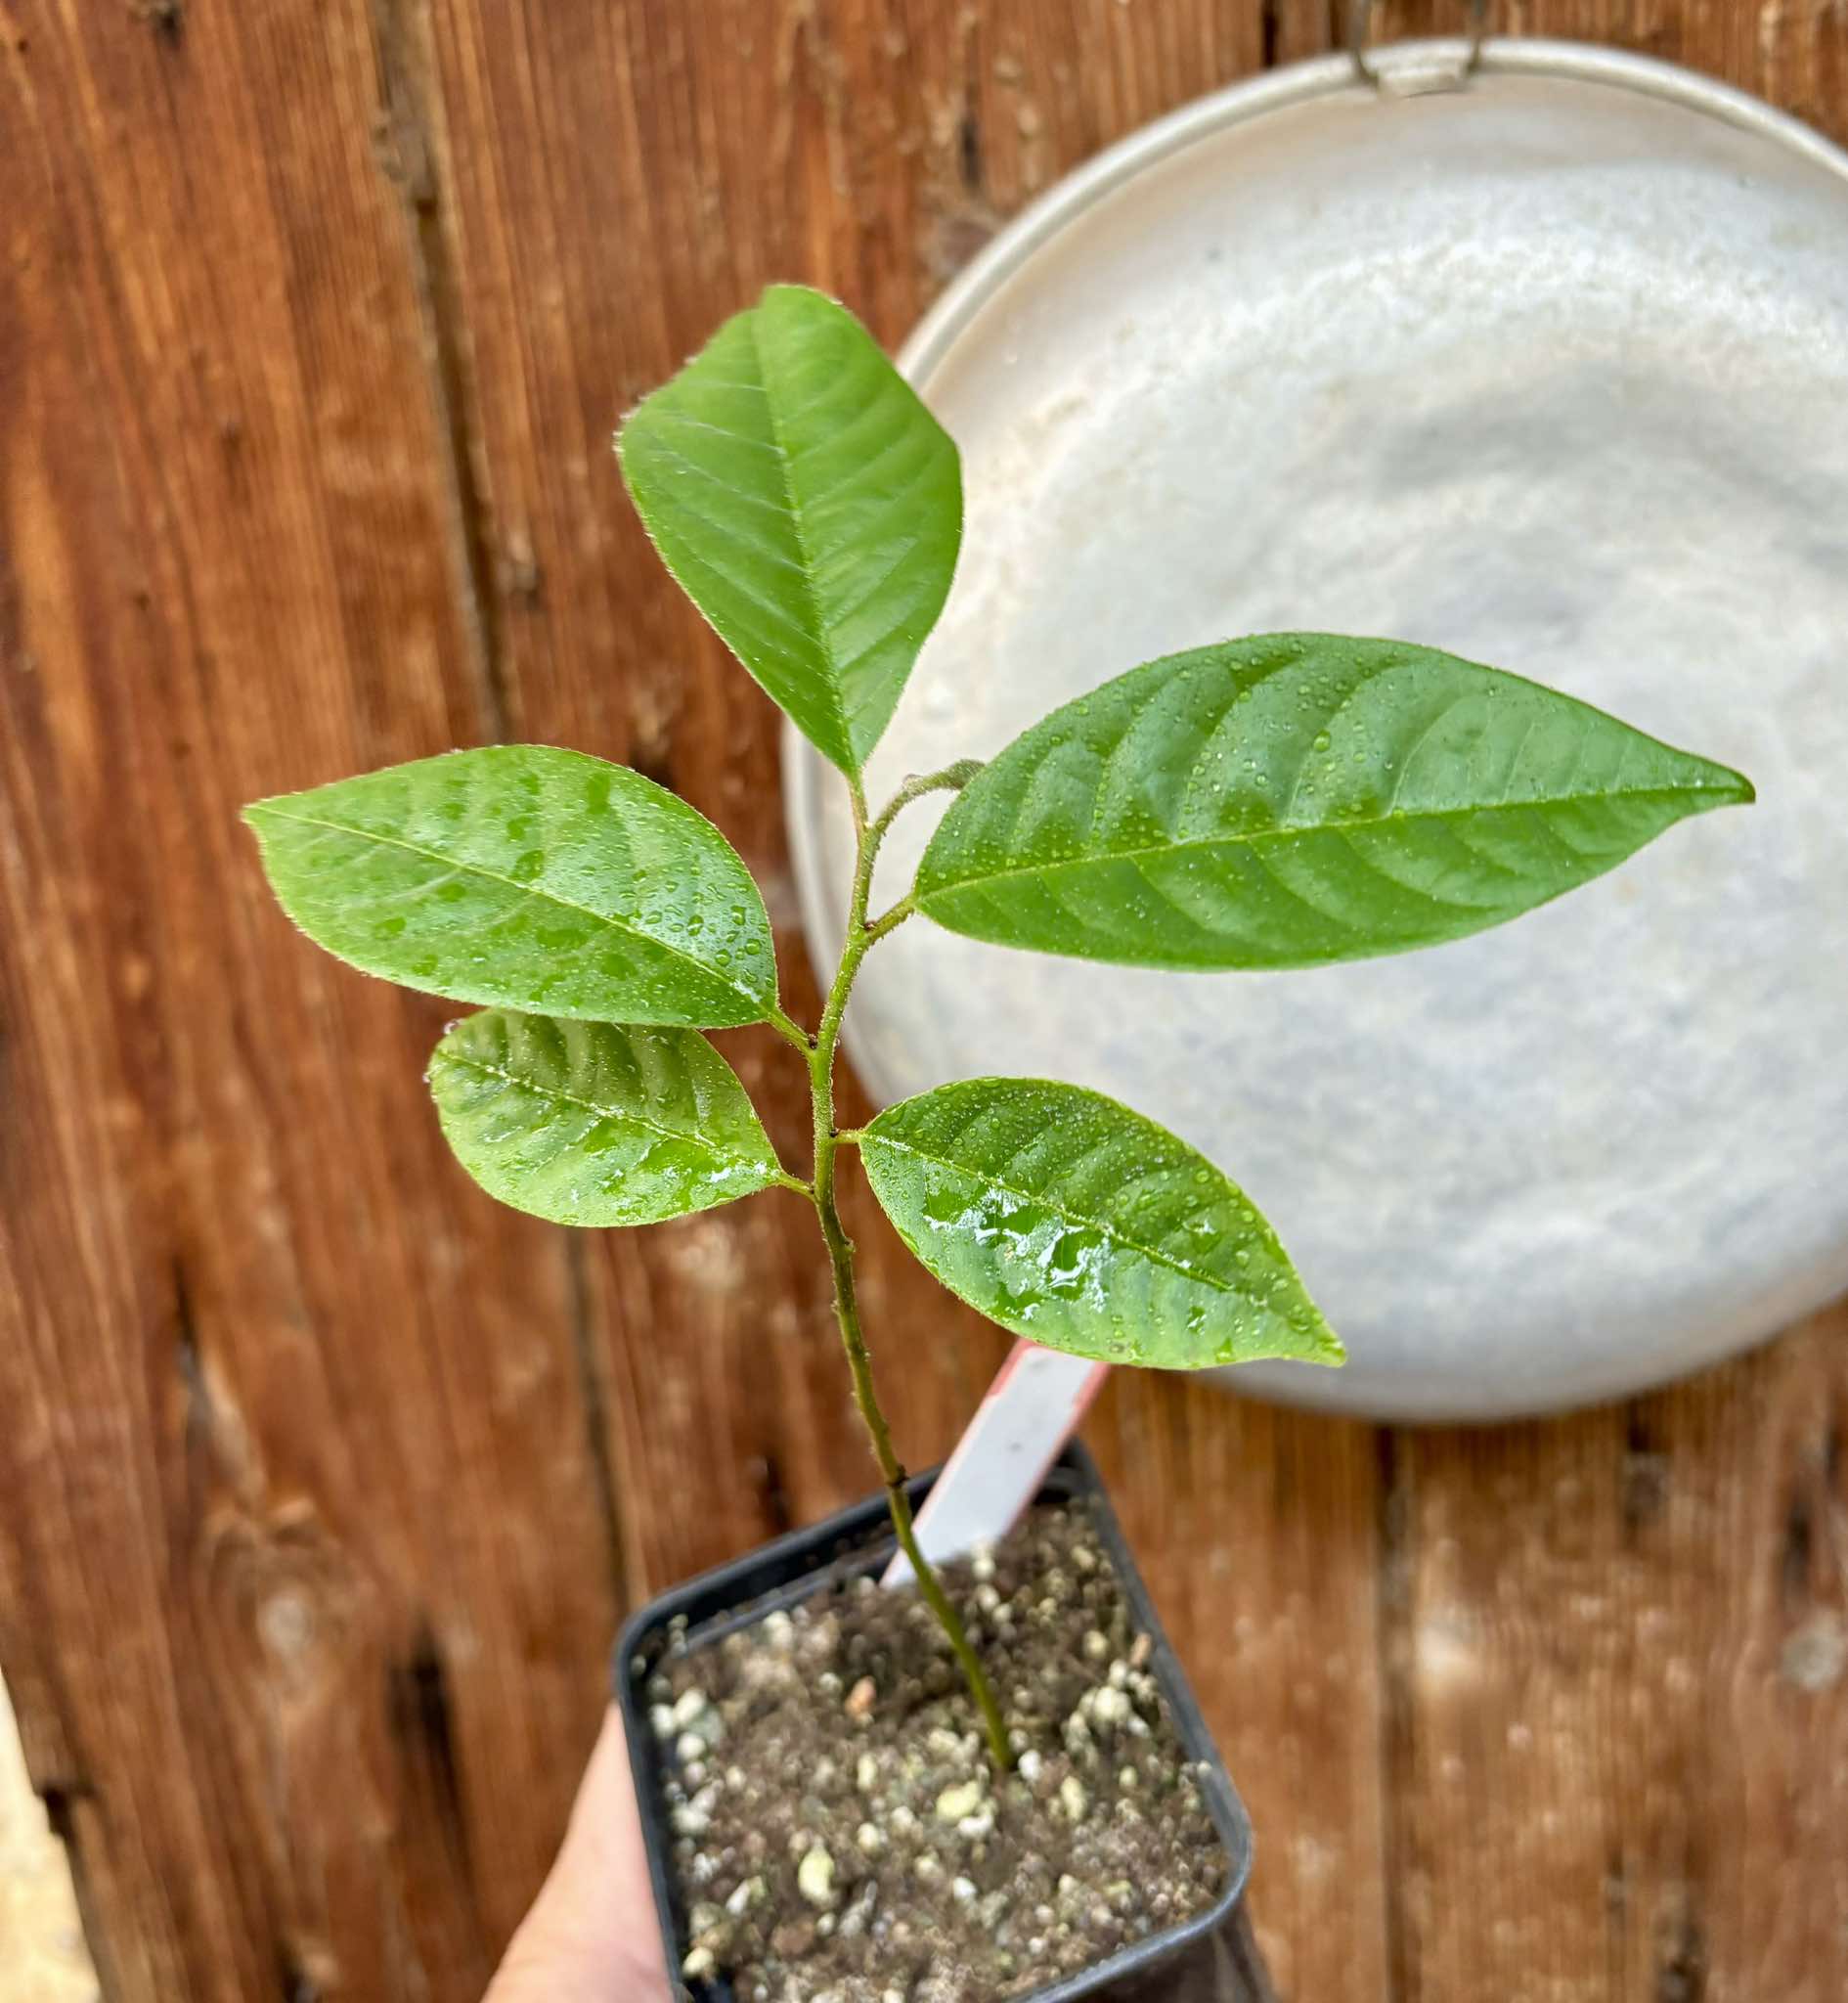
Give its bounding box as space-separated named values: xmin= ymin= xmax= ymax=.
xmin=1349 ymin=0 xmax=1492 ymax=92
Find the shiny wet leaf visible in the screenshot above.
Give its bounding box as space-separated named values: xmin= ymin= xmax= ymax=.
xmin=426 ymin=1009 xmax=781 ymax=1225
xmin=619 ymin=285 xmax=961 ymax=779
xmin=914 ymin=634 xmax=1752 ymax=968
xmin=858 ymin=1078 xmax=1340 ymax=1367
xmin=244 ymin=746 xmax=776 ymax=1026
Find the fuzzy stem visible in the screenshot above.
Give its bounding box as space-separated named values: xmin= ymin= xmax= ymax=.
xmin=799 ymin=763 xmax=1011 ymax=1772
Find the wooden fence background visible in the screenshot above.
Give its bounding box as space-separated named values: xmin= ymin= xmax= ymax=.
xmin=2 ymin=3 xmax=1844 ymax=1998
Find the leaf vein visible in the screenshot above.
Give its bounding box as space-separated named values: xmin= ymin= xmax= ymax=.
xmin=746 ymin=313 xmax=855 ymax=760
xmin=250 ymin=805 xmax=761 ymax=1010
xmin=923 ymin=783 xmax=1730 ymax=906
xmin=866 ymin=1130 xmax=1249 ymax=1298
xmin=437 ymin=1045 xmax=765 ymax=1166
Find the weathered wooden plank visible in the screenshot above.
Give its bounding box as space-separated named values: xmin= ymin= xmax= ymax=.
xmin=0 ymin=3 xmax=620 ymax=1998
xmin=1383 ymin=1308 xmax=1848 ymax=2003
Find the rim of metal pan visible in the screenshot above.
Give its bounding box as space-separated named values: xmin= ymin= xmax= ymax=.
xmin=784 ymin=32 xmax=1848 ymax=1048
xmin=780 ymin=36 xmax=1848 ymax=1423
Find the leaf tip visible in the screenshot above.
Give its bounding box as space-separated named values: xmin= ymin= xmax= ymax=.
xmin=1683 ymin=756 xmax=1754 ymax=814
xmin=1722 ymin=766 xmax=1756 ymax=808
xmin=1307 ymin=1321 xmax=1346 ymax=1368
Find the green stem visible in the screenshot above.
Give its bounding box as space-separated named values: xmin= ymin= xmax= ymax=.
xmin=769 ymin=1003 xmax=814 ymax=1052
xmin=865 ymin=893 xmax=915 ymax=943
xmin=863 ymin=757 xmax=984 ymax=845
xmin=798 ymin=762 xmax=1011 ymax=1773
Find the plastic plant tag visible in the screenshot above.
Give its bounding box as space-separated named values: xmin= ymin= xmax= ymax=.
xmin=883 ymin=1342 xmax=1110 ymax=1586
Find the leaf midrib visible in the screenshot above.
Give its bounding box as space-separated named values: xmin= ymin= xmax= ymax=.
xmin=434 ymin=1044 xmax=770 ymax=1171
xmin=249 ymin=802 xmax=763 ymax=1013
xmin=743 ymin=314 xmax=856 ymax=768
xmin=920 ymin=780 xmax=1738 ymax=903
xmin=861 ymin=1127 xmax=1261 ymax=1302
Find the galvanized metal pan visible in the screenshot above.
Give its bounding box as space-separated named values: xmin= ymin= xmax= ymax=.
xmin=786 ymin=40 xmax=1848 ymax=1422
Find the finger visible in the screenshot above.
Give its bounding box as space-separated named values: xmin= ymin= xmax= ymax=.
xmin=485 ymin=1708 xmax=671 ymax=2003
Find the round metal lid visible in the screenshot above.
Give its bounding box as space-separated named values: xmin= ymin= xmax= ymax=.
xmin=786 ymin=41 xmax=1848 ymax=1422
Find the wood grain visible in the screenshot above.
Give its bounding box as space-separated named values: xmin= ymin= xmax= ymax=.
xmin=2 ymin=4 xmax=1843 ymax=2001
xmin=1380 ymin=1308 xmax=1848 ymax=2003
xmin=1 ymin=3 xmax=619 ymax=1997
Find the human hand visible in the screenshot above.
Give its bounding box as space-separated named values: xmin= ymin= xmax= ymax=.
xmin=485 ymin=1708 xmax=671 ymax=2001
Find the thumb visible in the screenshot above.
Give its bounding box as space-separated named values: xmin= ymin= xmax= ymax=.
xmin=486 ymin=1707 xmax=672 ymax=2002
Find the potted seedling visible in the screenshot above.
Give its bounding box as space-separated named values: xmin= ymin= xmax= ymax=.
xmin=243 ymin=287 xmax=1751 ymax=2002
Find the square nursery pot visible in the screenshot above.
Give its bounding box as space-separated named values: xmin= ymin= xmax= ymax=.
xmin=616 ymin=1444 xmax=1274 ymax=2003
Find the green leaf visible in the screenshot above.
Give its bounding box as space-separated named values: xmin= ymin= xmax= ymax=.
xmin=244 ymin=746 xmax=776 ymax=1027
xmin=914 ymin=635 xmax=1754 ymax=969
xmin=426 ymin=1009 xmax=782 ymax=1226
xmin=858 ymin=1078 xmax=1340 ymax=1369
xmin=618 ymin=285 xmax=961 ymax=779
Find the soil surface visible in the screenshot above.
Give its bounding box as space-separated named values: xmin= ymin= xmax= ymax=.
xmin=644 ymin=1500 xmax=1228 ymax=2000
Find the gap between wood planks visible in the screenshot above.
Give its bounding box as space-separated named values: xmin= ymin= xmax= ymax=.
xmin=362 ymin=0 xmax=628 ymax=1610
xmin=367 ymin=0 xmax=512 ymax=744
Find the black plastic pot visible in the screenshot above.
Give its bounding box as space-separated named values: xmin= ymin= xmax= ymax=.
xmin=616 ymin=1444 xmax=1275 ymax=2003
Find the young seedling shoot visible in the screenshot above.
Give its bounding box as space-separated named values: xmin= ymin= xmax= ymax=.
xmin=243 ymin=285 xmax=1752 ymax=1782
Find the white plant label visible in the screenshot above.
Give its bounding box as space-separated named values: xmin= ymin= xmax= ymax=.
xmin=883 ymin=1342 xmax=1109 ymax=1587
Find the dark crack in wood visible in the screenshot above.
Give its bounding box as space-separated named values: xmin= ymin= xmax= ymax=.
xmin=366 ymin=0 xmax=510 ymax=743
xmin=564 ymin=1233 xmax=630 ymax=1605
xmin=1375 ymin=1428 xmax=1414 ymax=2003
